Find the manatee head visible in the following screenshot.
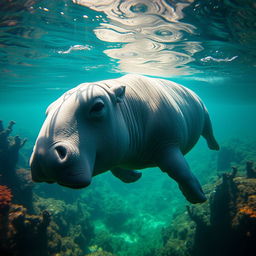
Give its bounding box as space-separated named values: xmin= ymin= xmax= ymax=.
xmin=30 ymin=82 xmax=128 ymax=188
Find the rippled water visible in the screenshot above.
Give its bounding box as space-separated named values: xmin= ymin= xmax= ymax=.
xmin=1 ymin=0 xmax=256 ymax=89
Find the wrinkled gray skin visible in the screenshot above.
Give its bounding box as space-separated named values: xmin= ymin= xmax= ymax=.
xmin=30 ymin=74 xmax=219 ymax=204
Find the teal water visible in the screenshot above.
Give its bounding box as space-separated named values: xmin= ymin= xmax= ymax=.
xmin=0 ymin=1 xmax=256 ymax=256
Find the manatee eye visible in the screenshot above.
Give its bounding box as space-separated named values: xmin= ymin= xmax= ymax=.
xmin=89 ymin=99 xmax=105 ymax=120
xmin=90 ymin=101 xmax=105 ymax=113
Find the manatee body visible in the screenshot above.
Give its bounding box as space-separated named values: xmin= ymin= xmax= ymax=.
xmin=30 ymin=74 xmax=219 ymax=203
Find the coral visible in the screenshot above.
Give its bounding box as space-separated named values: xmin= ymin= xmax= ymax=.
xmin=159 ymin=238 xmax=189 ymax=256
xmin=159 ymin=160 xmax=256 ymax=256
xmin=0 ymin=185 xmax=13 ymax=240
xmin=0 ymin=120 xmax=27 ymax=179
xmin=194 ymin=164 xmax=256 ymax=256
xmin=0 ymin=121 xmax=33 ymax=210
xmin=0 ymin=185 xmax=12 ymax=212
xmin=238 ymin=204 xmax=256 ymax=218
xmin=230 ymin=177 xmax=256 ymax=233
xmin=0 ymin=199 xmax=85 ymax=256
xmin=14 ymin=168 xmax=34 ymax=210
xmin=158 ymin=208 xmax=196 ymax=256
xmin=34 ymin=195 xmax=94 ymax=254
xmin=0 ymin=203 xmax=50 ymax=256
xmin=16 ymin=168 xmax=33 ymax=189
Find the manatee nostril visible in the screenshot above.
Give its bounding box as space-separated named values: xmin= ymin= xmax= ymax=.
xmin=55 ymin=145 xmax=68 ymax=160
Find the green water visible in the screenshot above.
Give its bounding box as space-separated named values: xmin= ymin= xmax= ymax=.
xmin=0 ymin=0 xmax=256 ymax=255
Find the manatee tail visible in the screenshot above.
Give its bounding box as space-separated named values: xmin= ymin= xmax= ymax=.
xmin=202 ymin=111 xmax=220 ymax=151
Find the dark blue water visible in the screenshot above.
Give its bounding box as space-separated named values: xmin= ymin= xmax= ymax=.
xmin=0 ymin=1 xmax=256 ymax=255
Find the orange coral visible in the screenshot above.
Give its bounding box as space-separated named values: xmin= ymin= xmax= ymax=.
xmin=0 ymin=185 xmax=12 ymax=210
xmin=239 ymin=206 xmax=256 ymax=218
xmin=237 ymin=194 xmax=256 ymax=219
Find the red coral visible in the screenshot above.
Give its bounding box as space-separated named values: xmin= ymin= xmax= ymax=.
xmin=0 ymin=185 xmax=12 ymax=210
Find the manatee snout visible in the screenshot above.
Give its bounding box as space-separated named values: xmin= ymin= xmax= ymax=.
xmin=30 ymin=139 xmax=92 ymax=189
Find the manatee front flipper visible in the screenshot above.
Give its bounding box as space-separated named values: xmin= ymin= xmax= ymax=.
xmin=111 ymin=168 xmax=142 ymax=183
xmin=156 ymin=147 xmax=206 ymax=204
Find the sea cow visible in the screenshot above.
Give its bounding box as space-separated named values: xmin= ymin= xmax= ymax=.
xmin=30 ymin=74 xmax=219 ymax=203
